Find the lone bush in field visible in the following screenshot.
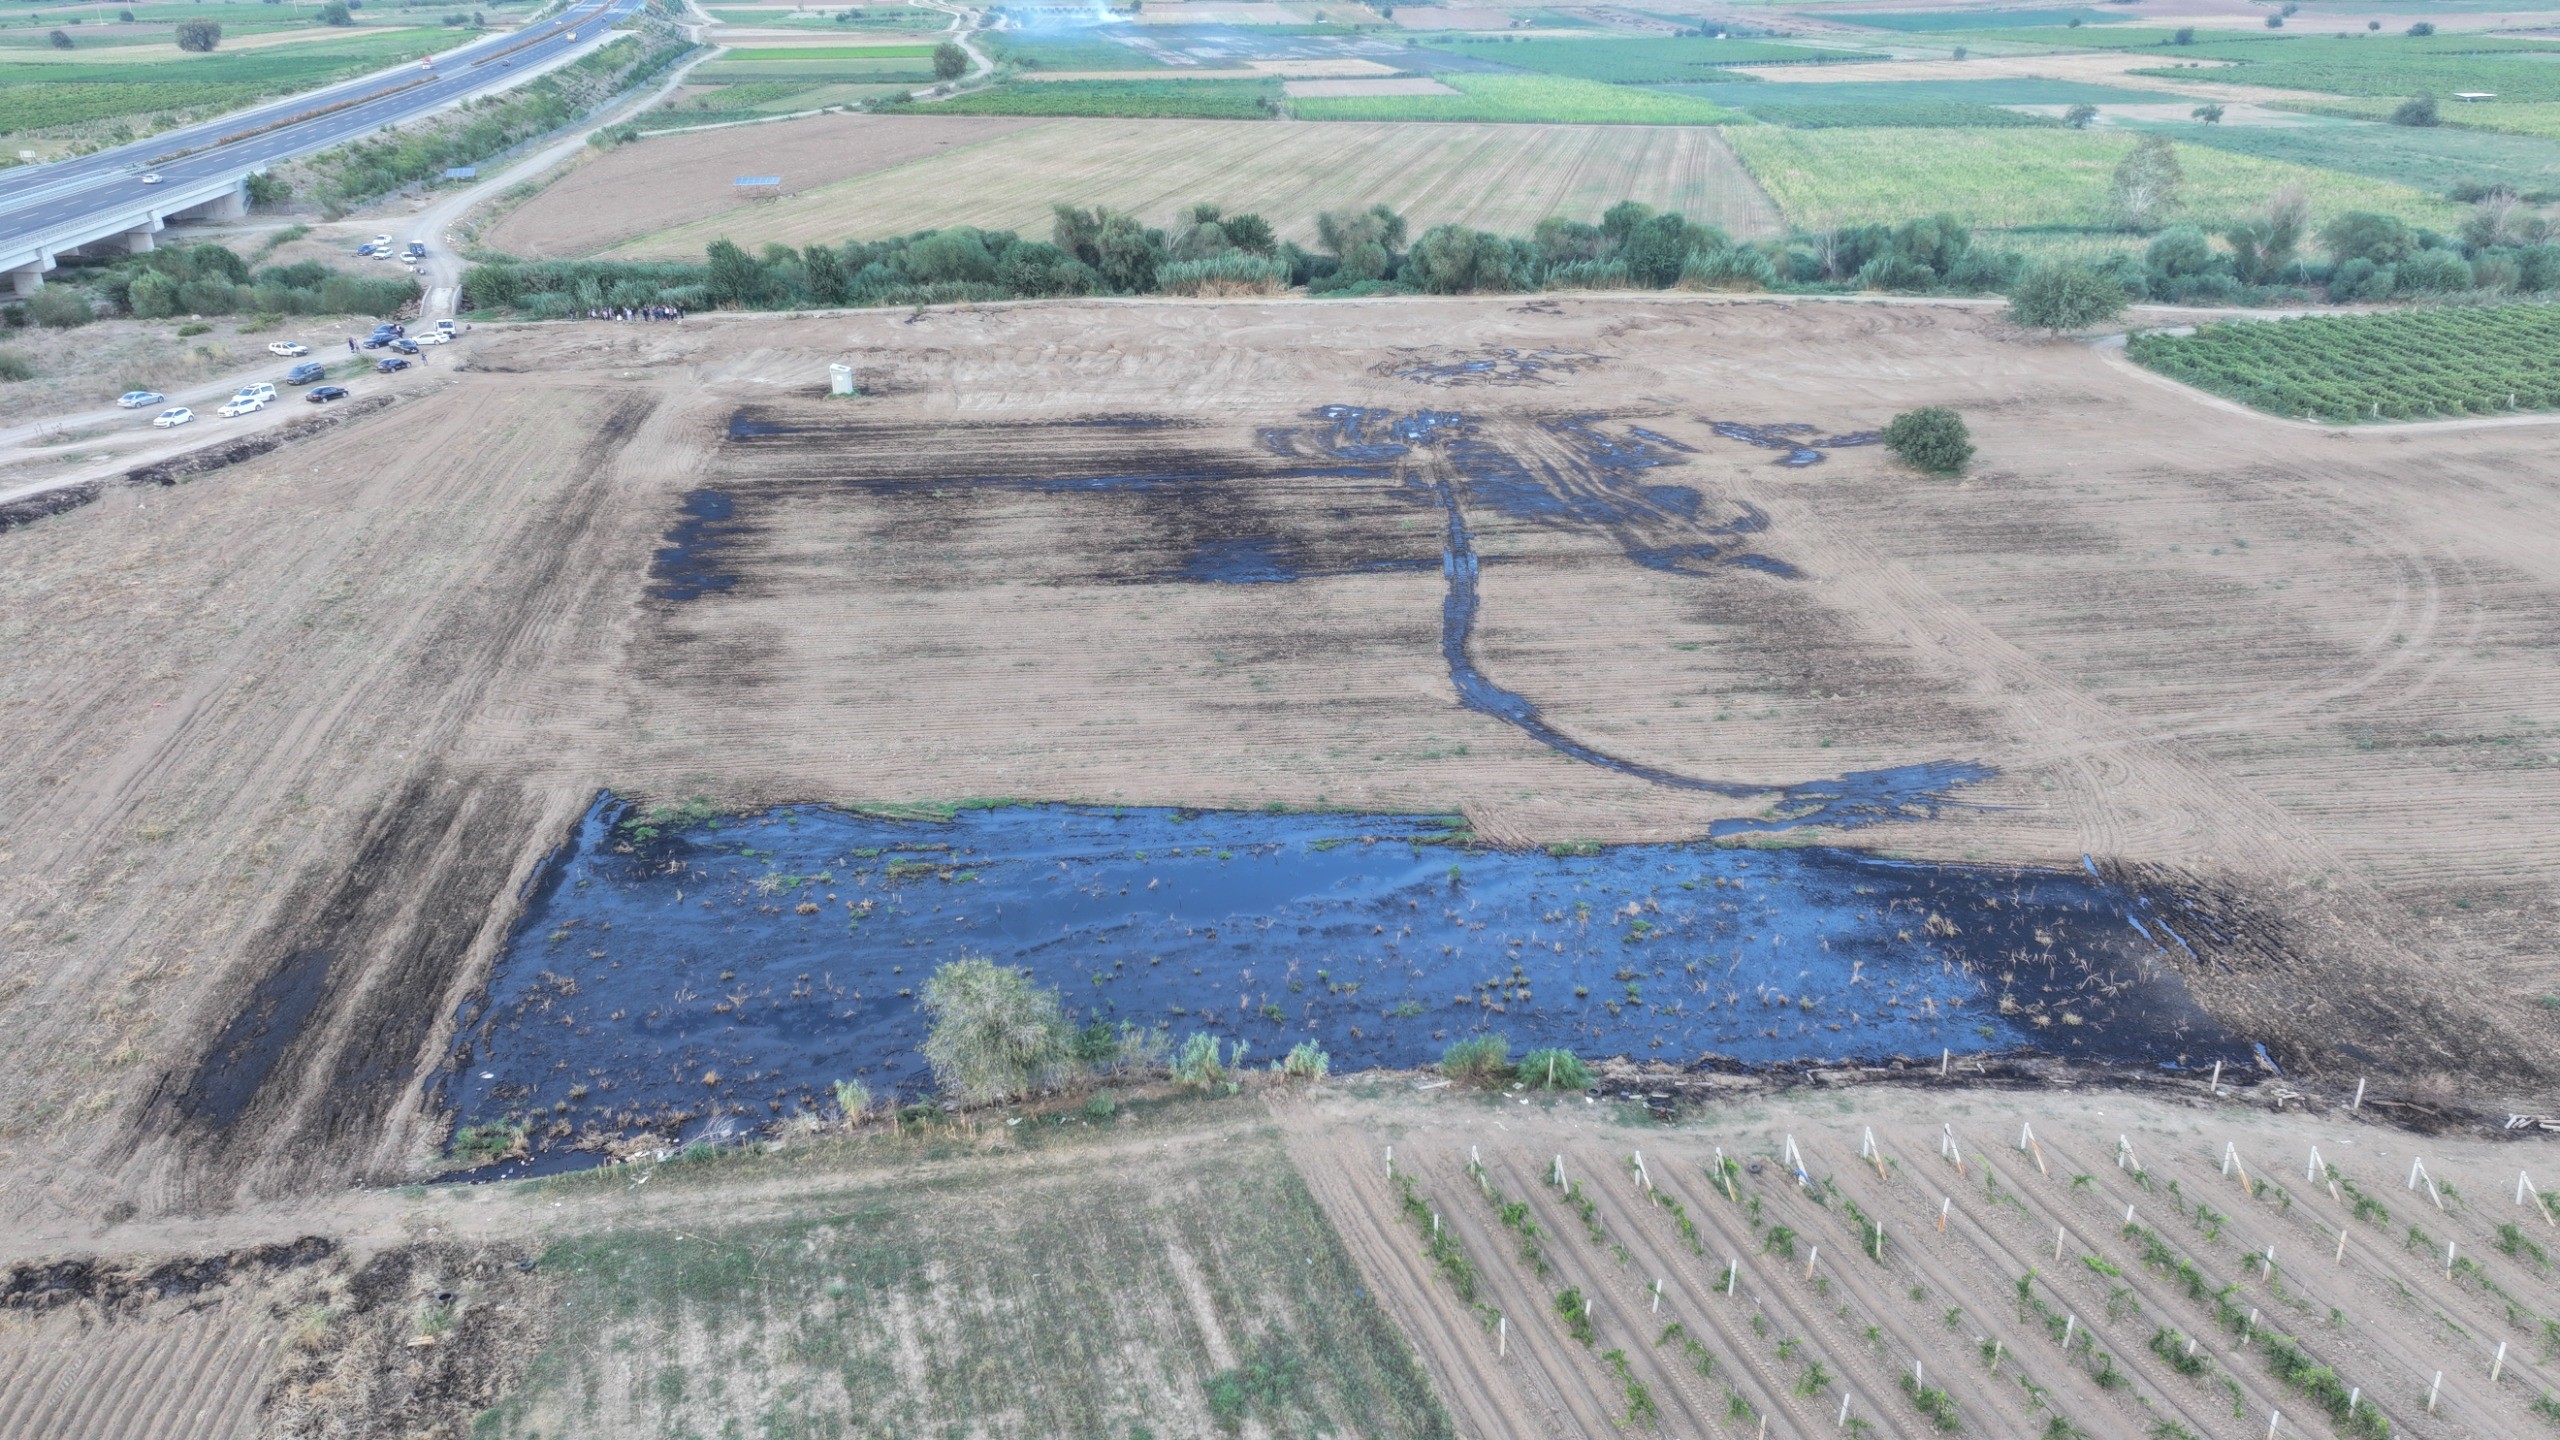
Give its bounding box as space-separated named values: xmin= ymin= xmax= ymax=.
xmin=920 ymin=957 xmax=1070 ymax=1102
xmin=1883 ymin=407 xmax=1974 ymax=475
xmin=174 ymin=18 xmax=221 ymax=49
xmin=1172 ymin=1032 xmax=1249 ymax=1090
xmin=933 ymin=40 xmax=966 ymax=80
xmin=1278 ymin=1040 xmax=1331 ymax=1081
xmin=2007 ymin=262 xmax=2126 ymax=334
xmin=1441 ymin=1033 xmax=1512 ymax=1085
xmin=831 ymin=1077 xmax=871 ymax=1122
xmin=1519 ymin=1046 xmax=1591 ymax=1090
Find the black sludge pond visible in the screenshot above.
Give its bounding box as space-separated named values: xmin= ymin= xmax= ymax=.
xmin=443 ymin=799 xmax=2248 ymax=1171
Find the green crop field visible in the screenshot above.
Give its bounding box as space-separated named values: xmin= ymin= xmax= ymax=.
xmin=2127 ymin=307 xmax=2560 ymax=420
xmin=1416 ymin=34 xmax=1860 ymax=84
xmin=2128 ymin=114 xmax=2560 ymax=201
xmin=1290 ymin=73 xmax=1744 ymax=125
xmin=1930 ymin=25 xmax=2289 ymax=51
xmin=2281 ymin=96 xmax=2560 ymax=142
xmin=2135 ymin=48 xmax=2560 ymax=103
xmin=931 ymin=78 xmax=1277 ymax=118
xmin=1722 ymin=125 xmax=2463 ymax=234
xmin=708 ymin=4 xmax=945 ymax=27
xmin=983 ymin=31 xmax=1170 ymax=71
xmin=0 ymin=26 xmax=453 ymax=135
xmin=1665 ymin=76 xmax=2172 ymax=127
xmin=694 ymin=54 xmax=936 ymax=81
xmin=1829 ymin=6 xmax=2138 ymax=30
xmin=717 ymin=43 xmax=937 ymax=59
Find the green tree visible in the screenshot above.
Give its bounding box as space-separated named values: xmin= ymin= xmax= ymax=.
xmin=2062 ymin=102 xmax=2096 ymax=129
xmin=920 ymin=957 xmax=1071 ymax=1103
xmin=932 ymin=40 xmax=966 ymax=80
xmin=2172 ymin=26 xmax=2194 ymax=43
xmin=47 ymin=28 xmax=72 ymax=48
xmin=317 ymin=1 xmax=353 ymax=24
xmin=1316 ymin=203 xmax=1406 ymax=282
xmin=703 ymin=238 xmax=763 ymax=305
xmin=2006 ymin=261 xmax=2126 ymax=333
xmin=2223 ymin=183 xmax=2306 ymax=284
xmin=2390 ymin=92 xmax=2439 ymax=127
xmin=2191 ymin=102 xmax=2224 ymax=124
xmin=2108 ymin=134 xmax=2183 ymax=231
xmin=801 ymin=243 xmax=847 ymax=305
xmin=174 ymin=17 xmax=222 ymax=49
xmin=2320 ymin=210 xmax=2414 ymax=265
xmin=1882 ymin=407 xmax=1974 ymax=475
xmin=129 ymin=267 xmax=183 ymax=317
xmin=27 ymin=285 xmax=93 ymax=328
xmin=2406 ymin=20 xmax=2434 ymax=35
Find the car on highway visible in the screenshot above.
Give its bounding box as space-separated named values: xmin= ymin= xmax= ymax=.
xmin=117 ymin=390 xmax=164 ymax=409
xmin=375 ymin=357 xmax=409 ymax=373
xmin=152 ymin=407 xmax=192 ymax=427
xmin=267 ymin=340 xmax=309 ymax=357
xmin=389 ymin=338 xmax=419 ymax=355
xmin=140 ymin=173 xmax=162 ymax=185
xmin=284 ymin=362 xmax=327 ymax=385
xmin=217 ymin=396 xmax=268 ymax=418
xmin=305 ymin=386 xmax=349 ymax=404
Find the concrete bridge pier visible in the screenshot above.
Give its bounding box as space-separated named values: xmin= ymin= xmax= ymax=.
xmin=7 ymin=255 xmax=52 ymax=296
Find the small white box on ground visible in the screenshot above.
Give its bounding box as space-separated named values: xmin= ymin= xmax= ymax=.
xmin=829 ymin=362 xmax=856 ymax=396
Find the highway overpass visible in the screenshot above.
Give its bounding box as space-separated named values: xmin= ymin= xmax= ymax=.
xmin=0 ymin=0 xmax=647 ymax=294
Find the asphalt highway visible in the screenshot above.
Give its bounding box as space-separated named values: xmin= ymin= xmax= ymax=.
xmin=0 ymin=0 xmax=645 ymax=255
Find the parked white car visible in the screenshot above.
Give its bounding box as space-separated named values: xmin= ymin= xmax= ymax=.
xmin=117 ymin=390 xmax=164 ymax=409
xmin=267 ymin=341 xmax=309 ymax=357
xmin=152 ymin=407 xmax=193 ymax=428
xmin=415 ymin=331 xmax=450 ymax=346
xmin=218 ymin=396 xmax=268 ymax=418
xmin=233 ymin=383 xmax=277 ymax=405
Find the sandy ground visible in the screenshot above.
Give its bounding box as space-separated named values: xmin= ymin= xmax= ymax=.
xmin=478 ymin=113 xmax=1042 ymax=258
xmin=3 ymin=293 xmax=2560 ymax=1251
xmin=586 ymin=118 xmax=1782 ymax=256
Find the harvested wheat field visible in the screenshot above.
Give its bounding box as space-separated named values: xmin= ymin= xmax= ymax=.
xmin=582 ymin=117 xmax=1782 ymax=258
xmin=3 ymin=293 xmax=2560 ymax=1436
xmin=477 ymin=112 xmax=1044 ymax=259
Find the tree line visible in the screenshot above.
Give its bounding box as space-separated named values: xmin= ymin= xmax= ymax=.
xmin=464 ymin=180 xmax=2560 ymax=322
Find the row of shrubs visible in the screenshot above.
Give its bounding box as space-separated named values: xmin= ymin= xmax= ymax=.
xmin=298 ymin=15 xmax=694 ymax=214
xmin=464 ymin=191 xmax=2560 ymax=319
xmin=461 ymin=200 xmax=2030 ymax=315
xmin=15 ymin=242 xmax=420 ymax=328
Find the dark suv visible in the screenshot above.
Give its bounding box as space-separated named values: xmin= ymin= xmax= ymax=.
xmin=284 ymin=362 xmax=327 ymax=385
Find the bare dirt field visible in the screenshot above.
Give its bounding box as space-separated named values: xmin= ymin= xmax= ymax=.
xmin=2 ymin=292 xmax=2559 ymax=1271
xmin=4 ymin=1079 xmax=2552 ymax=1439
xmin=477 ymin=112 xmax=1044 ymax=259
xmin=581 ymin=117 xmax=1782 ymax=258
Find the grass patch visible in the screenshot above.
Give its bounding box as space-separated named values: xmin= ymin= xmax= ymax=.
xmin=2129 ymin=308 xmax=2560 ymax=422
xmin=1290 ymin=72 xmax=1743 ymax=125
xmin=1721 ymin=124 xmax=2460 ymax=234
xmin=1416 ymin=34 xmax=1859 ymax=83
xmin=982 ymin=31 xmax=1170 ymax=71
xmin=2129 ymin=113 xmax=2560 ymax=200
xmin=719 ymin=43 xmax=939 ymax=60
xmin=2278 ymin=96 xmax=2560 ymax=144
xmin=931 ymin=77 xmax=1278 ymax=118
xmin=2127 ymin=35 xmax=2560 ymax=102
xmin=481 ymin=1121 xmax=1453 ymax=1439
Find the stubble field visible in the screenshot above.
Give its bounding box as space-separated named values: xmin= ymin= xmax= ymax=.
xmin=577 ymin=115 xmax=1782 ymax=258
xmin=5 ymin=294 xmax=2560 ymax=1240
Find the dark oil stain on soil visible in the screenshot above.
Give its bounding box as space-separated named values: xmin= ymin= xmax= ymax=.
xmin=648 ymin=490 xmax=746 ymax=602
xmin=443 ymin=799 xmax=2251 ymax=1172
xmin=175 ymin=949 xmax=334 ymax=1128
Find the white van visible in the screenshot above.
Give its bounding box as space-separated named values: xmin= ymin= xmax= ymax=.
xmin=234 ymin=382 xmax=277 ymax=405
